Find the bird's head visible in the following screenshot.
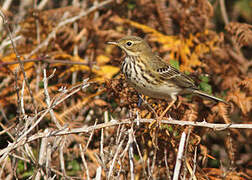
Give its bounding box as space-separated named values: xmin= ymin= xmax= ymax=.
xmin=107 ymin=36 xmax=152 ymax=56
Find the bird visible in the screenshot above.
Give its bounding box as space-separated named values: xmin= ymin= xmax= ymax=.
xmin=107 ymin=36 xmax=226 ymax=116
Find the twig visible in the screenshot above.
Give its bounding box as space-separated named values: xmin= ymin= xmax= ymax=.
xmin=46 ymin=143 xmax=52 ymax=178
xmin=107 ymin=130 xmax=126 ymax=179
xmin=133 ymin=134 xmax=148 ymax=177
xmin=1 ymin=118 xmax=252 ymax=163
xmin=35 ymin=129 xmax=49 ymax=180
xmin=34 ymin=0 xmax=41 ymax=95
xmin=0 ymin=9 xmax=38 ymax=114
xmin=189 ymin=146 xmax=198 ymax=180
xmin=25 ymin=0 xmax=113 ymax=59
xmin=37 ymin=0 xmax=49 ymax=10
xmin=0 ymin=123 xmax=15 ymax=136
xmin=0 ymin=79 xmax=89 ymax=163
xmin=20 ymin=80 xmax=25 ymax=115
xmin=59 ymin=136 xmax=66 ymax=177
xmin=164 ymin=149 xmax=171 ymax=179
xmin=128 ymin=126 xmax=135 ymax=180
xmin=182 ymin=127 xmax=192 ymax=180
xmin=84 ymin=120 xmax=97 ymax=152
xmin=95 ymin=166 xmax=102 ymax=180
xmin=0 ymin=0 xmax=13 ymax=30
xmin=100 ymin=124 xmax=105 ymax=166
xmin=173 ymin=132 xmax=186 ymax=180
xmin=0 ymin=59 xmax=88 ymax=67
xmin=43 ymin=68 xmax=62 ymax=128
xmin=147 ymin=158 xmax=151 ymax=178
xmin=0 ymin=154 xmax=8 ymax=178
xmin=151 ymin=140 xmax=157 ymax=178
xmin=14 ymin=70 xmax=21 ymax=122
xmin=79 ymin=145 xmax=90 ymax=180
xmin=45 ymin=118 xmax=252 ymax=137
xmin=24 ymin=143 xmax=36 ymax=164
xmin=219 ymin=0 xmax=229 ymax=25
xmin=0 ymin=35 xmax=22 ymax=50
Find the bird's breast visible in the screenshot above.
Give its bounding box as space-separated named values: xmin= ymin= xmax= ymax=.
xmin=121 ymin=56 xmax=181 ymax=100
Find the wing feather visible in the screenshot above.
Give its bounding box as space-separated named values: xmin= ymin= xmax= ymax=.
xmin=156 ymin=64 xmax=196 ymax=89
xmin=147 ymin=55 xmax=197 ymax=89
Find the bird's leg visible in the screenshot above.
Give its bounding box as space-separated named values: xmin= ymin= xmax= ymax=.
xmin=159 ymin=99 xmax=176 ymax=118
xmin=176 ymin=96 xmax=183 ymax=109
xmin=149 ymin=97 xmax=177 ymax=129
xmin=137 ymin=94 xmax=144 ymax=107
xmin=138 ymin=94 xmax=159 ymax=118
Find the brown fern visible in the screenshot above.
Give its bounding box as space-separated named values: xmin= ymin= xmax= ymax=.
xmin=225 ymin=22 xmax=252 ymax=47
xmin=155 ymin=0 xmax=174 ymax=35
xmin=227 ymin=89 xmax=251 ymax=115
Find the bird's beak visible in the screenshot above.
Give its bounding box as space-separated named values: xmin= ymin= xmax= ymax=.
xmin=106 ymin=41 xmax=118 ymax=46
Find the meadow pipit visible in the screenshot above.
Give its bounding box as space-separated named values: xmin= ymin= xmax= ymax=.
xmin=107 ymin=36 xmax=226 ymax=116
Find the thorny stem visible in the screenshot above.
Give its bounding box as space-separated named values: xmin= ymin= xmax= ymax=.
xmin=0 ymin=10 xmax=38 ymax=115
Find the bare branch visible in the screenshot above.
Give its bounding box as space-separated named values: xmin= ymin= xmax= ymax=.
xmin=25 ymin=0 xmax=113 ymax=59
xmin=43 ymin=68 xmax=62 ymax=128
xmin=128 ymin=127 xmax=135 ymax=180
xmin=173 ymin=132 xmax=186 ymax=180
xmin=219 ymin=0 xmax=229 ymax=25
xmin=0 ymin=9 xmax=38 ymax=114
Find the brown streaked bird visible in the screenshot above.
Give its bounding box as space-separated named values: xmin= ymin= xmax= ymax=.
xmin=107 ymin=36 xmax=226 ymax=115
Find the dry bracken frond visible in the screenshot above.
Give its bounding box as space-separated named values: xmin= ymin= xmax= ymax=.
xmin=227 ymin=89 xmax=251 ymax=115
xmin=226 ymin=22 xmax=252 ymax=47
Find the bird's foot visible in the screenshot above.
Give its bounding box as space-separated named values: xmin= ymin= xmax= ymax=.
xmin=137 ymin=94 xmax=144 ymax=107
xmin=149 ymin=100 xmax=176 ymax=129
xmin=159 ymin=99 xmax=176 ymax=118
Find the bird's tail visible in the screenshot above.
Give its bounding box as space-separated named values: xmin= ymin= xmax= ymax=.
xmin=193 ymin=90 xmax=227 ymax=104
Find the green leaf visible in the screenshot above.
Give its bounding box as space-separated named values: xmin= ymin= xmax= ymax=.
xmin=199 ymin=75 xmax=212 ymax=93
xmin=17 ymin=160 xmax=25 ymax=174
xmin=127 ymin=0 xmax=136 ymax=10
xmin=199 ymin=75 xmax=209 ymax=83
xmin=39 ymin=81 xmax=44 ymax=88
xmin=169 ymin=59 xmax=180 ymax=70
xmin=160 ymin=124 xmax=170 ymax=130
xmin=199 ymin=81 xmax=212 ymax=94
xmin=184 ymin=71 xmax=190 ymax=75
xmin=68 ymin=160 xmax=81 ymax=171
xmin=134 ymin=154 xmax=140 ymax=160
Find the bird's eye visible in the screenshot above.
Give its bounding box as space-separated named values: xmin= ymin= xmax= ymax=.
xmin=126 ymin=41 xmax=132 ymax=46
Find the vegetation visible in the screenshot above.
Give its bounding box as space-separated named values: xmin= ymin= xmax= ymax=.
xmin=0 ymin=0 xmax=251 ymax=179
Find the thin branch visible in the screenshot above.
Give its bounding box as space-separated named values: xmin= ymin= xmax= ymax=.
xmin=173 ymin=132 xmax=186 ymax=180
xmin=0 ymin=35 xmax=22 ymax=50
xmin=59 ymin=136 xmax=66 ymax=177
xmin=0 ymin=0 xmax=13 ymax=30
xmin=37 ymin=0 xmax=49 ymax=10
xmin=219 ymin=0 xmax=229 ymax=25
xmin=43 ymin=68 xmax=62 ymax=128
xmin=35 ymin=129 xmax=49 ymax=180
xmin=108 ymin=129 xmax=126 ymax=179
xmin=25 ymin=0 xmax=113 ymax=59
xmin=1 ymin=117 xmax=252 ymax=162
xmin=189 ymin=146 xmax=198 ymax=180
xmin=164 ymin=149 xmax=171 ymax=180
xmin=0 ymin=59 xmax=88 ymax=67
xmin=95 ymin=166 xmax=102 ymax=180
xmin=182 ymin=127 xmax=192 ymax=180
xmin=128 ymin=127 xmax=135 ymax=180
xmin=0 ymin=79 xmax=89 ymax=163
xmin=79 ymin=145 xmax=90 ymax=180
xmin=45 ymin=143 xmax=52 ymax=178
xmin=0 ymin=9 xmax=38 ymax=114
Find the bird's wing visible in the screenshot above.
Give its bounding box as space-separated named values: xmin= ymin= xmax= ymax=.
xmin=153 ymin=56 xmax=196 ymax=89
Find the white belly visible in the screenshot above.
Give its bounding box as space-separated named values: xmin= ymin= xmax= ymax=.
xmin=127 ymin=79 xmax=180 ymax=100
